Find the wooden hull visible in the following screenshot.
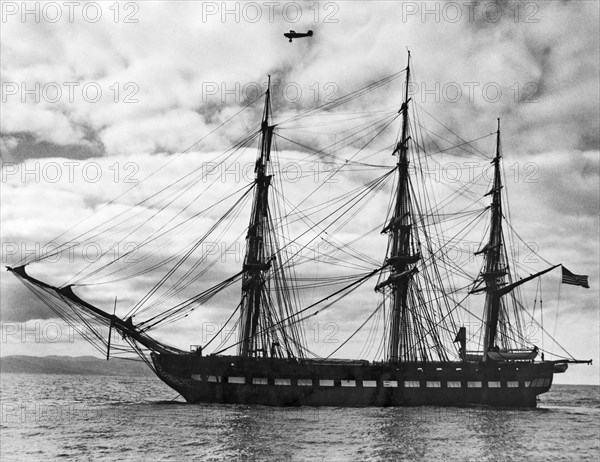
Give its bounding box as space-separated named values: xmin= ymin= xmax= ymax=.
xmin=151 ymin=353 xmax=554 ymax=407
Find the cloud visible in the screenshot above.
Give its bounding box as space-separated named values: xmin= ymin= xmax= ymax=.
xmin=2 ymin=2 xmax=598 ymax=157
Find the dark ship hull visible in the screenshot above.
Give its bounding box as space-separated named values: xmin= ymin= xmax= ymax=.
xmin=151 ymin=353 xmax=558 ymax=407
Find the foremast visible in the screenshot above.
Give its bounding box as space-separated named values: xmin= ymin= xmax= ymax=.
xmin=239 ymin=77 xmax=276 ymax=357
xmin=378 ymin=52 xmax=421 ymax=362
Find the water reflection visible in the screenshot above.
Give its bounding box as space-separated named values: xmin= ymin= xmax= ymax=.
xmin=2 ymin=376 xmax=597 ymax=461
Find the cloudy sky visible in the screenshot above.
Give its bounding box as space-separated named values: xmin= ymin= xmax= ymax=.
xmin=1 ymin=1 xmax=598 ymax=384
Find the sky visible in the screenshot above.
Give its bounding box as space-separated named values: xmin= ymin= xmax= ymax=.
xmin=1 ymin=0 xmax=599 ymax=385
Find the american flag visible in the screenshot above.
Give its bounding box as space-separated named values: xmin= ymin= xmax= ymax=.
xmin=561 ymin=266 xmax=590 ymax=288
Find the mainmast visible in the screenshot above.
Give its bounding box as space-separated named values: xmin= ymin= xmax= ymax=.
xmin=378 ymin=52 xmax=421 ymax=362
xmin=239 ymin=77 xmax=275 ymax=357
xmin=481 ymin=118 xmax=506 ymax=360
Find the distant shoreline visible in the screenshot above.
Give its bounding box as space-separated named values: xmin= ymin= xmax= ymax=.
xmin=0 ymin=355 xmax=155 ymax=377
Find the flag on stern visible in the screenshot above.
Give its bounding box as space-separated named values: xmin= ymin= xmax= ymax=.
xmin=561 ymin=266 xmax=590 ymax=288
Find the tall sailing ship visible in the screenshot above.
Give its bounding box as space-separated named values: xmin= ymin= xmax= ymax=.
xmin=8 ymin=54 xmax=592 ymax=407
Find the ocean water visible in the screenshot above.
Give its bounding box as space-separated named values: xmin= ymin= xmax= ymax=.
xmin=0 ymin=374 xmax=598 ymax=461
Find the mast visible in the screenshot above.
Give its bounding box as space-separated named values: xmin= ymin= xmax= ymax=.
xmin=380 ymin=52 xmax=421 ymax=362
xmin=471 ymin=120 xmax=561 ymax=359
xmin=481 ymin=118 xmax=506 ymax=360
xmin=239 ymin=77 xmax=275 ymax=357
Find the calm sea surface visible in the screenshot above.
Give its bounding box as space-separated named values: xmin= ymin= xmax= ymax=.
xmin=1 ymin=374 xmax=598 ymax=461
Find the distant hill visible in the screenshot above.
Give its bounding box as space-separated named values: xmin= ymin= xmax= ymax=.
xmin=0 ymin=355 xmax=155 ymax=377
